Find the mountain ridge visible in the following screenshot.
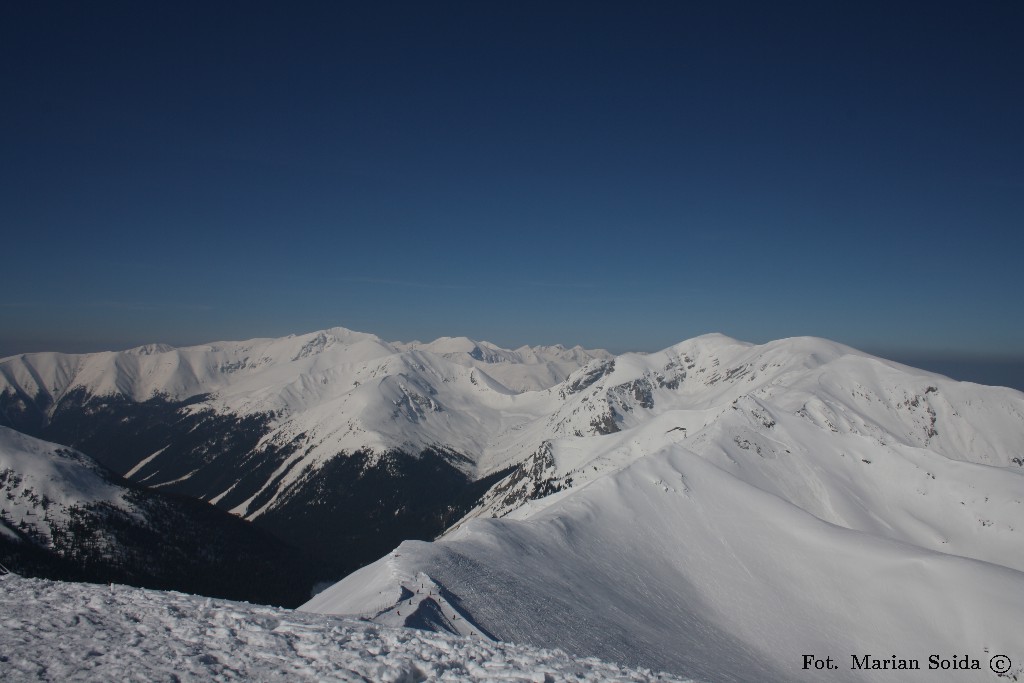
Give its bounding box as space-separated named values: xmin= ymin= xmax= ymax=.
xmin=3 ymin=326 xmax=1022 ymax=645
xmin=290 ymin=332 xmax=1024 ymax=682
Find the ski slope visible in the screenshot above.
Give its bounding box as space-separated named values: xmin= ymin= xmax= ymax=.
xmin=0 ymin=573 xmax=691 ymax=682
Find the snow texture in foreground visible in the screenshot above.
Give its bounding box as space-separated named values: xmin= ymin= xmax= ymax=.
xmin=0 ymin=574 xmax=691 ymax=682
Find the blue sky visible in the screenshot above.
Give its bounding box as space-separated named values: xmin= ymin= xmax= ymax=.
xmin=2 ymin=2 xmax=1022 ymax=370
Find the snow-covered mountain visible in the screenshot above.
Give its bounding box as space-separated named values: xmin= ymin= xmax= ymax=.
xmin=0 ymin=425 xmax=127 ymax=544
xmin=394 ymin=336 xmax=613 ymax=392
xmin=0 ymin=426 xmax=318 ymax=606
xmin=0 ymin=327 xmax=611 ymax=575
xmin=0 ymin=327 xmax=612 ymax=473
xmin=3 ymin=327 xmax=1024 ymax=682
xmin=302 ymin=334 xmax=1024 ymax=682
xmin=0 ymin=573 xmax=691 ymax=682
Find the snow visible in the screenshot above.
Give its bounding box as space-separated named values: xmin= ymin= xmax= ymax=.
xmin=0 ymin=427 xmax=123 ymax=509
xmin=303 ymin=335 xmax=1024 ymax=683
xmin=122 ymin=446 xmax=167 ymax=480
xmin=0 ymin=327 xmax=611 ymax=514
xmin=6 ymin=328 xmax=1024 ymax=682
xmin=306 ymin=439 xmax=1024 ymax=682
xmin=0 ymin=326 xmax=608 ymax=409
xmin=0 ymin=427 xmax=130 ymax=545
xmin=394 ymin=337 xmax=613 ymax=393
xmin=0 ymin=573 xmax=692 ymax=682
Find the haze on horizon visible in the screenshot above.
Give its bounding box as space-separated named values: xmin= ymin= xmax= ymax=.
xmin=2 ymin=3 xmax=1022 ymax=385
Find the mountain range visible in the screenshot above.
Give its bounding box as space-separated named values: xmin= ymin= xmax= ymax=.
xmin=299 ymin=331 xmax=1024 ymax=682
xmin=0 ymin=328 xmax=610 ymax=580
xmin=2 ymin=326 xmax=1023 ymax=681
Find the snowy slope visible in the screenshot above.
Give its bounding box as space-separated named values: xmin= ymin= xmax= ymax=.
xmin=0 ymin=426 xmax=131 ymax=546
xmin=395 ymin=336 xmax=613 ymax=392
xmin=306 ymin=449 xmax=1024 ymax=682
xmin=0 ymin=573 xmax=691 ymax=682
xmin=0 ymin=327 xmax=396 ymax=405
xmin=0 ymin=327 xmax=608 ymax=517
xmin=0 ymin=327 xmax=611 ymax=580
xmin=0 ymin=327 xmax=605 ymax=410
xmin=0 ymin=427 xmax=319 ymax=606
xmin=304 ymin=335 xmax=1024 ymax=683
xmin=5 ymin=327 xmax=1024 ymax=681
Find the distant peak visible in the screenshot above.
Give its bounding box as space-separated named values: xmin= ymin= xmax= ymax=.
xmin=322 ymin=325 xmax=378 ymax=340
xmin=425 ymin=336 xmax=481 ymax=350
xmin=125 ymin=343 xmax=175 ymax=356
xmin=688 ymin=332 xmax=745 ymax=345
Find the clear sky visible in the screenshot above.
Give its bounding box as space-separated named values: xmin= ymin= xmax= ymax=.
xmin=2 ymin=2 xmax=1022 ymax=368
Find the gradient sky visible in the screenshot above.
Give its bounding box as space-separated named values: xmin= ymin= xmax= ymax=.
xmin=2 ymin=2 xmax=1022 ymax=370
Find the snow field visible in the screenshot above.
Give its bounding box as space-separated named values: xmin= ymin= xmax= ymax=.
xmin=0 ymin=574 xmax=692 ymax=682
xmin=308 ymin=438 xmax=1024 ymax=683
